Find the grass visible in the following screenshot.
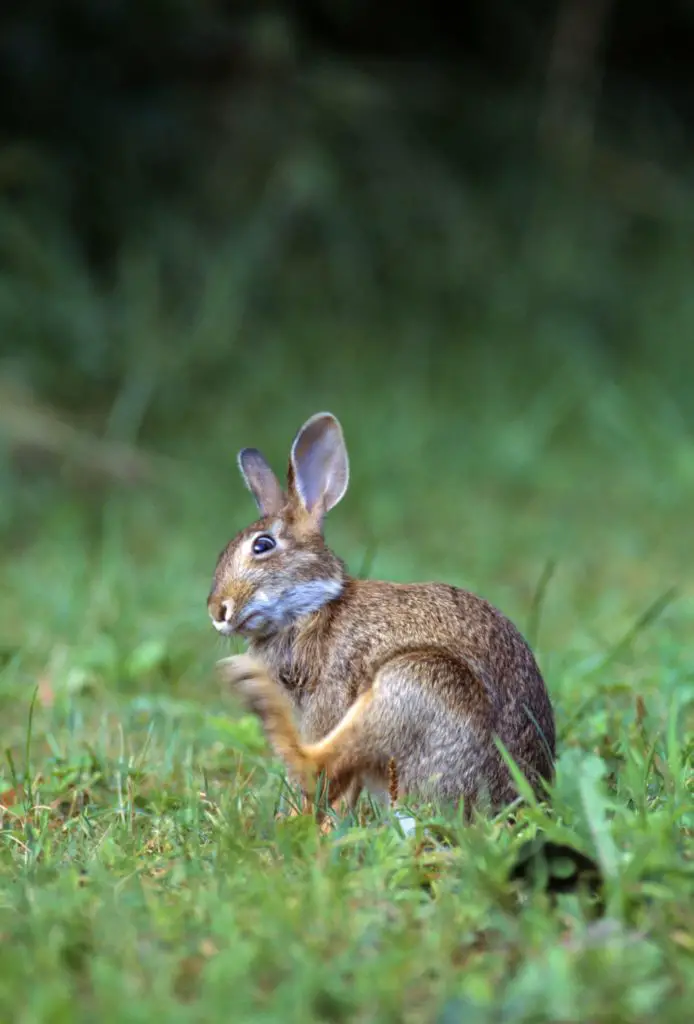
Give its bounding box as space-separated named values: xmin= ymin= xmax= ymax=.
xmin=2 ymin=264 xmax=694 ymax=1020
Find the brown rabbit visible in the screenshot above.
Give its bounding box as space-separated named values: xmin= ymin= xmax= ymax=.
xmin=208 ymin=412 xmax=555 ymax=817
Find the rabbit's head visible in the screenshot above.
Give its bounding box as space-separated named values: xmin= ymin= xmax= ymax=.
xmin=208 ymin=412 xmax=349 ymax=639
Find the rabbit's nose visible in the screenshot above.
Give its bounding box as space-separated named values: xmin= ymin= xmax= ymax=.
xmin=209 ymin=597 xmax=234 ymax=625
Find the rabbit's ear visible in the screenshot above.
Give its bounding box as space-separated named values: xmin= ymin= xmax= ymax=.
xmin=289 ymin=412 xmax=349 ymax=521
xmin=237 ymin=448 xmax=284 ymax=516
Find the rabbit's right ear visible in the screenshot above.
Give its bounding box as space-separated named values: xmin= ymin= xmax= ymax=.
xmin=237 ymin=448 xmax=284 ymax=516
xmin=288 ymin=412 xmax=349 ymax=525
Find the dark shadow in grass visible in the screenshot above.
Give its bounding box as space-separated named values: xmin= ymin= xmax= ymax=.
xmin=508 ymin=834 xmax=603 ymax=905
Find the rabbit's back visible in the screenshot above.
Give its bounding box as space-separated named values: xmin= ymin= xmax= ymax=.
xmin=329 ymin=578 xmax=539 ymax=680
xmin=325 ymin=578 xmax=546 ymax=696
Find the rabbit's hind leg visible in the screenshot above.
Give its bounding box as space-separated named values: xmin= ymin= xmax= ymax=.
xmin=309 ymin=649 xmax=498 ymax=808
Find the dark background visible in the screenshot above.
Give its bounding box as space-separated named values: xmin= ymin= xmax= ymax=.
xmin=0 ymin=0 xmax=692 ymax=495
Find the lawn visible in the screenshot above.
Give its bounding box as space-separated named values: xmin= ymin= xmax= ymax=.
xmin=1 ymin=316 xmax=693 ymax=1022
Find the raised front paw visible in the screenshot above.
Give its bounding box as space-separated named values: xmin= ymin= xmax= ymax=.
xmin=216 ymin=653 xmax=284 ymax=722
xmin=216 ymin=652 xmax=265 ymax=691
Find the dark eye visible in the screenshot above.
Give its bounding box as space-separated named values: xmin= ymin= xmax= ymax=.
xmin=252 ymin=533 xmax=276 ymax=556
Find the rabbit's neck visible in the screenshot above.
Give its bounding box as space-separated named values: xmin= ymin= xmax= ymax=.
xmin=249 ymin=587 xmax=348 ymax=697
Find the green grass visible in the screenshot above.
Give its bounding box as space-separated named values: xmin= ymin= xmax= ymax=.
xmin=2 ymin=322 xmax=694 ymax=1022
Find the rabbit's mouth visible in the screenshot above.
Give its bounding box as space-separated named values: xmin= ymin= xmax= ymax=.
xmin=235 ymin=610 xmax=269 ymax=636
xmin=212 ymin=617 xmax=235 ymax=637
xmin=210 ymin=586 xmax=275 ymax=637
xmin=211 ymin=609 xmax=268 ymax=637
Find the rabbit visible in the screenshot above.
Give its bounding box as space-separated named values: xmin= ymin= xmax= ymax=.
xmin=208 ymin=411 xmax=556 ymax=818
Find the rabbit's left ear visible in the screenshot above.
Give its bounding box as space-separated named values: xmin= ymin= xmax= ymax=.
xmin=288 ymin=412 xmax=349 ymax=522
xmin=237 ymin=448 xmax=285 ymax=516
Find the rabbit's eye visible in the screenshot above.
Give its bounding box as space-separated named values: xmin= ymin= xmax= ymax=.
xmin=252 ymin=534 xmax=276 ymax=556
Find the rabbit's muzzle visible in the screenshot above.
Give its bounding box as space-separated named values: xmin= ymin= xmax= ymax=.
xmin=208 ymin=580 xmax=259 ymax=636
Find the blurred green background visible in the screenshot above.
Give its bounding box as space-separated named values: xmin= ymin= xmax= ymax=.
xmin=2 ymin=3 xmax=694 ymax=1020
xmin=0 ymin=0 xmax=692 ymax=699
xmin=2 ymin=0 xmax=693 ymax=675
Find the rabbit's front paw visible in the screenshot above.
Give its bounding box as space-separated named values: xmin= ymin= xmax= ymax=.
xmin=217 ymin=652 xmax=262 ymax=687
xmin=216 ymin=653 xmax=285 ymax=724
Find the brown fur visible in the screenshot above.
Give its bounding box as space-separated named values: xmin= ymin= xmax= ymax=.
xmin=209 ymin=412 xmax=556 ymax=818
